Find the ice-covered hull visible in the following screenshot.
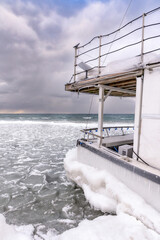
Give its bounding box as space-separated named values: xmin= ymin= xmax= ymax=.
xmin=76 ymin=140 xmax=160 ymax=212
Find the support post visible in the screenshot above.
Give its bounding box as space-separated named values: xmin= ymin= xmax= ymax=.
xmin=98 ymin=36 xmax=102 ymax=75
xmin=98 ymin=85 xmax=104 ymax=147
xmin=73 ymin=45 xmax=79 ymax=82
xmin=133 ymin=76 xmax=143 ymax=159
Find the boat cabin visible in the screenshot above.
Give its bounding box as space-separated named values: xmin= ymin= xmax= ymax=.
xmin=65 ymin=8 xmax=160 ymax=211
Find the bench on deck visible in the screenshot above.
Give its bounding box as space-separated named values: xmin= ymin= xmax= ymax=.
xmin=102 ymin=134 xmax=133 ymax=147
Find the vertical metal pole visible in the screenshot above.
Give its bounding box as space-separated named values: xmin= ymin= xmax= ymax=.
xmin=98 ymin=36 xmax=102 ymax=75
xmin=141 ymin=13 xmax=145 ymax=64
xmin=74 ymin=45 xmax=78 ymax=82
xmin=133 ymin=76 xmax=143 ymax=159
xmin=98 ymin=85 xmax=104 ymax=147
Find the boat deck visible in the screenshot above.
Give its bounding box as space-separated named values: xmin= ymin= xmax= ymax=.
xmin=78 ymin=139 xmax=160 ymax=181
xmin=102 ymin=134 xmax=133 ymax=147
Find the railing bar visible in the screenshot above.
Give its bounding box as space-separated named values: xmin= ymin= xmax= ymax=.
xmin=77 ymin=7 xmax=160 ymax=49
xmin=140 ymin=48 xmax=160 ymax=56
xmin=69 ymin=75 xmax=74 ymax=83
xmin=78 ymin=36 xmax=99 ymax=49
xmin=101 ymin=40 xmax=142 ymax=59
xmin=81 ymin=126 xmax=134 ymax=140
xmin=145 ymin=22 xmax=160 ymax=28
xmin=81 ymin=126 xmax=134 ymax=131
xmin=80 ymin=131 xmax=104 ymax=139
xmin=144 ymin=34 xmax=160 ymax=42
xmin=101 ymin=15 xmax=142 ymax=39
xmin=84 ymin=57 xmax=101 ymax=64
xmin=77 ymin=27 xmax=142 ymax=57
xmin=78 ymin=46 xmax=100 ymax=57
xmin=101 ymin=27 xmax=142 ymax=49
xmin=77 ymin=22 xmax=160 ymax=59
xmin=84 ymin=34 xmax=160 ymax=66
xmin=77 ymin=22 xmax=160 ymax=57
xmin=78 ymin=14 xmax=143 ymax=49
xmin=74 ymin=66 xmax=105 ymax=77
xmin=101 ymin=22 xmax=160 ymax=49
xmin=85 ymin=40 xmax=142 ymax=64
xmin=145 ymin=6 xmax=160 ymax=16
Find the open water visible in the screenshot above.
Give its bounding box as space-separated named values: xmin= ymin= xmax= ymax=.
xmin=0 ymin=114 xmax=134 ymax=236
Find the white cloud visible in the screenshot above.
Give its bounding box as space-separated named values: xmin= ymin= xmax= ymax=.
xmin=0 ymin=5 xmax=37 ymax=41
xmin=1 ymin=0 xmax=158 ymax=113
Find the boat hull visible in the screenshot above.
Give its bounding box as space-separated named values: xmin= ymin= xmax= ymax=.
xmin=76 ymin=140 xmax=160 ymax=212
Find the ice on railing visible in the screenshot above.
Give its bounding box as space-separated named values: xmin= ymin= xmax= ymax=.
xmin=101 ymin=53 xmax=160 ymax=76
xmin=145 ymin=53 xmax=160 ymax=64
xmin=102 ymin=56 xmax=141 ymax=75
xmin=83 ymin=126 xmax=134 ymax=140
xmin=77 ymin=53 xmax=160 ymax=81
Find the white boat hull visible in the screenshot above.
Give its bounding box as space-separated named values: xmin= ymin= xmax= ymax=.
xmin=76 ymin=140 xmax=160 ymax=212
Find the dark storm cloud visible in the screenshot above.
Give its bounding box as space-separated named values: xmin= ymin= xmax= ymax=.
xmin=0 ymin=0 xmax=159 ymax=113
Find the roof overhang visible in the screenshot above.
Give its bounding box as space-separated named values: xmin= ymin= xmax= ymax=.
xmin=65 ymin=68 xmax=143 ymax=97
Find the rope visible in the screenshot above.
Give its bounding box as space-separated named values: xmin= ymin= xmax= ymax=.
xmin=133 ymin=150 xmax=150 ymax=166
xmin=101 ymin=0 xmax=133 ymax=67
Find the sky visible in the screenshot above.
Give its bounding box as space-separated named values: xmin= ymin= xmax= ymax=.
xmin=0 ymin=0 xmax=159 ymax=114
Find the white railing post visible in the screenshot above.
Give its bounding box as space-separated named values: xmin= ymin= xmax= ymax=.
xmin=98 ymin=85 xmax=104 ymax=147
xmin=73 ymin=44 xmax=79 ymax=82
xmin=98 ymin=36 xmax=102 ymax=75
xmin=133 ymin=76 xmax=143 ymax=159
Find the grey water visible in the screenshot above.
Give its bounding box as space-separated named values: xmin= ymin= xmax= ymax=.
xmin=0 ymin=114 xmax=134 ymax=236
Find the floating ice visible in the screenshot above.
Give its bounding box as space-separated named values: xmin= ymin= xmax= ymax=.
xmin=1 ymin=146 xmax=160 ymax=240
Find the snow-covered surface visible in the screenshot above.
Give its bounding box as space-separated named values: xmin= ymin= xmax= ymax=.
xmin=1 ymin=147 xmax=160 ymax=240
xmin=1 ymin=210 xmax=160 ymax=240
xmin=77 ymin=53 xmax=160 ymax=80
xmin=59 ymin=214 xmax=160 ymax=240
xmin=101 ymin=54 xmax=160 ymax=75
xmin=0 ymin=214 xmax=33 ymax=240
xmin=101 ymin=56 xmax=142 ymax=75
xmin=63 ymin=148 xmax=160 ymax=239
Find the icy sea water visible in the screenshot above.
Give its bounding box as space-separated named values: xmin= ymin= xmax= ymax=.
xmin=0 ymin=114 xmax=134 ymax=236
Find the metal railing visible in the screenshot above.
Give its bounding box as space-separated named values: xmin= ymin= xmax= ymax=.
xmin=70 ymin=7 xmax=160 ymax=83
xmin=81 ymin=126 xmax=134 ymax=141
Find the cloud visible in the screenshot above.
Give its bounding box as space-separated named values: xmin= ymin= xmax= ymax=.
xmin=0 ymin=5 xmax=37 ymax=41
xmin=0 ymin=0 xmax=159 ymax=113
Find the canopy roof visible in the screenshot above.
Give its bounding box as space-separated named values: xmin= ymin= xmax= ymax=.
xmin=65 ymin=68 xmax=143 ymax=97
xmin=65 ymin=7 xmax=160 ymax=97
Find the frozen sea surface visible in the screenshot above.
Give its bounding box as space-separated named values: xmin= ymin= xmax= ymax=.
xmin=0 ymin=121 xmax=97 ymax=234
xmin=0 ymin=114 xmax=136 ymax=238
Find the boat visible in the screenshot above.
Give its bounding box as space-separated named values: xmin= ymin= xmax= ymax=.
xmin=65 ymin=7 xmax=160 ymax=212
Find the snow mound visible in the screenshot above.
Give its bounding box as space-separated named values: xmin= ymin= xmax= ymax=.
xmin=64 ymin=148 xmax=160 ymax=237
xmin=58 ymin=213 xmax=160 ymax=240
xmin=0 ymin=214 xmax=33 ymax=240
